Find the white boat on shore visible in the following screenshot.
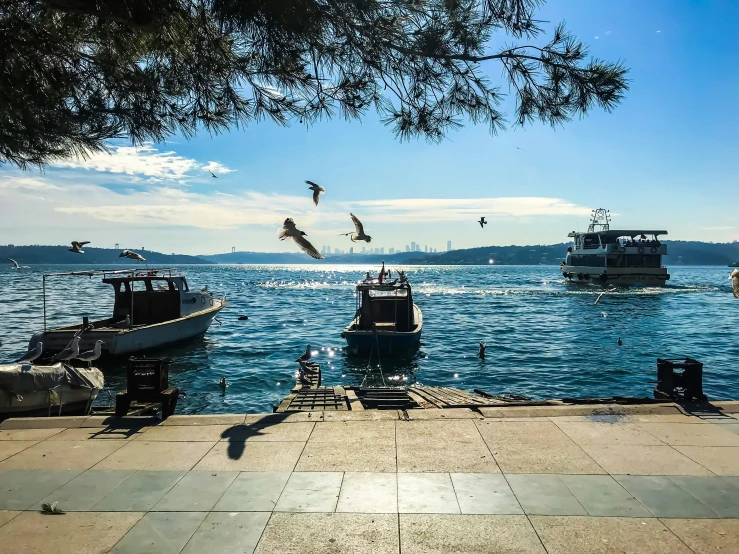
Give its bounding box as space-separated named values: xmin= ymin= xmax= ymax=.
xmin=0 ymin=362 xmax=103 ymax=417
xmin=28 ymin=268 xmax=226 ymax=357
xmin=560 ymin=209 xmax=670 ymax=286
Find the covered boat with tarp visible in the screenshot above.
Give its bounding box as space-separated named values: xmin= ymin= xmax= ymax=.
xmin=342 ymin=273 xmax=422 ymax=355
xmin=0 ymin=363 xmax=103 ymax=418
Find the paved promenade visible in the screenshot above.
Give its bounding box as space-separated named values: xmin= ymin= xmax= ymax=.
xmin=1 ymin=404 xmax=739 ymax=553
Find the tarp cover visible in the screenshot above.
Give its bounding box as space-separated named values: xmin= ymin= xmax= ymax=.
xmin=0 ymin=363 xmax=104 ymax=394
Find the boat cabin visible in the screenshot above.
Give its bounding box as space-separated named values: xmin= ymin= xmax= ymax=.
xmin=104 ymin=274 xmax=194 ymax=327
xmin=565 ymin=230 xmax=668 ymax=269
xmin=352 ymin=283 xmax=417 ymax=333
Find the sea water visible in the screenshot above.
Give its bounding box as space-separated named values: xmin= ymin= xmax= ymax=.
xmin=0 ymin=264 xmax=736 ymax=413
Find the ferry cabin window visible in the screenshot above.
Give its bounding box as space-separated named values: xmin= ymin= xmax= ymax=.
xmin=181 ymin=278 xmax=189 ymax=292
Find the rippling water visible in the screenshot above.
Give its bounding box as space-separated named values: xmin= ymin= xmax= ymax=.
xmin=1 ymin=264 xmax=737 ymax=413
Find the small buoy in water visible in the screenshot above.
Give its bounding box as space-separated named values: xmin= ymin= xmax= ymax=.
xmin=617 ymin=337 xmax=623 ymax=346
xmin=219 ymin=377 xmax=229 ymax=388
xmin=478 ymin=342 xmax=486 ymax=359
xmin=238 ymin=315 xmax=248 ymax=321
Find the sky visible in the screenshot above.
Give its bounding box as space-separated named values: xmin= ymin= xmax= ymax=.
xmin=1 ymin=0 xmax=737 ymax=256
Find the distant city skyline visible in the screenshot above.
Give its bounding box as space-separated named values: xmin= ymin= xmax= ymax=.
xmin=1 ymin=1 xmax=737 ymax=255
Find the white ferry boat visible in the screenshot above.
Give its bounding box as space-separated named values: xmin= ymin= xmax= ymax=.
xmin=560 ymin=209 xmax=669 ymax=286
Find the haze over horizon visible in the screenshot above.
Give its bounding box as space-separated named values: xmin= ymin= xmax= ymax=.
xmin=1 ymin=0 xmax=736 ymax=257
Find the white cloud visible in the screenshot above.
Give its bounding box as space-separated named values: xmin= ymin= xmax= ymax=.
xmin=0 ymin=177 xmax=61 ymax=191
xmin=201 ymin=161 xmax=235 ymax=175
xmin=594 ymin=36 xmax=600 ymax=39
xmin=605 ymin=31 xmax=612 ymax=35
xmin=51 ymin=143 xmax=233 ymax=182
xmin=656 ymin=30 xmax=661 ymax=33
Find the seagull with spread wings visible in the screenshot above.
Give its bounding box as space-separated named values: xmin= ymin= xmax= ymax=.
xmin=306 ymin=181 xmax=325 ymax=206
xmin=478 ymin=217 xmax=487 ymax=228
xmin=7 ymin=258 xmax=28 ymax=270
xmin=340 ymin=213 xmax=372 ymax=243
xmin=209 ymin=171 xmax=218 ymax=178
xmin=278 ymin=218 xmax=323 ymax=259
xmin=119 ymin=250 xmax=146 ymax=262
xmin=69 ymin=241 xmax=90 ymax=254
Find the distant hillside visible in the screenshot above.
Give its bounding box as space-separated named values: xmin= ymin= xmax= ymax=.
xmin=200 ymin=251 xmax=430 ymax=264
xmin=1 ymin=245 xmax=212 ymax=265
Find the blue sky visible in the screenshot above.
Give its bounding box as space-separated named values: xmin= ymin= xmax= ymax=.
xmin=1 ymin=0 xmax=737 ymax=255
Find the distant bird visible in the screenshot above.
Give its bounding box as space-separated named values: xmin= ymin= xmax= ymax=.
xmin=210 ymin=171 xmax=218 ymax=178
xmin=17 ymin=342 xmax=43 ymax=364
xmin=515 ymin=146 xmax=524 ymax=151
xmin=7 ymin=258 xmax=28 ymax=270
xmin=730 ymin=269 xmax=739 ymax=299
xmin=295 ymin=344 xmax=312 ymax=363
xmin=478 ymin=217 xmax=487 ymax=228
xmin=238 ymin=315 xmax=249 ymax=321
xmin=617 ymin=337 xmax=623 ymax=346
xmin=219 ymin=377 xmax=229 ymax=389
xmin=478 ymin=342 xmax=486 ymax=359
xmin=278 ymin=218 xmax=323 ymax=259
xmin=306 ymin=180 xmax=325 ymax=206
xmin=111 ymin=315 xmax=130 ymax=329
xmin=77 ymin=340 xmax=105 ymax=367
xmin=340 ymin=213 xmax=372 ymax=243
xmin=53 ymin=336 xmax=80 ymax=362
xmin=119 ymin=250 xmax=146 ymax=262
xmin=68 ymin=241 xmax=90 ymax=254
xmin=298 ymin=368 xmax=312 ymax=387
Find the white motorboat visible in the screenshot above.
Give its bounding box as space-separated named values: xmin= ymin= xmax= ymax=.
xmin=560 ymin=209 xmax=670 ymax=286
xmin=29 ymin=268 xmax=226 ymax=357
xmin=0 ymin=362 xmax=103 ymax=417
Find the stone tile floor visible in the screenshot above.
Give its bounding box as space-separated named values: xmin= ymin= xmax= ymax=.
xmin=0 ymin=407 xmax=738 ymax=553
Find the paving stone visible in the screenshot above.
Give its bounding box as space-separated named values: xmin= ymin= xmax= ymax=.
xmin=406 ymin=408 xmax=483 ymax=420
xmin=254 ymin=513 xmax=398 ymax=554
xmin=336 ymin=472 xmax=397 ymax=514
xmin=640 ymin=423 xmax=739 ymax=446
xmin=0 ymin=511 xmax=19 ymax=528
xmin=661 ymin=518 xmax=739 ymax=553
xmin=614 ymin=475 xmax=718 ymax=518
xmin=296 ymin=440 xmax=397 ymax=472
xmin=244 ymin=412 xmax=322 ymax=425
xmin=450 ymin=473 xmax=523 ymax=514
xmin=559 ymin=474 xmax=651 ymax=517
xmin=48 ymin=427 xmax=143 ymax=441
xmin=400 ymin=514 xmax=545 ymax=554
xmin=554 ymin=421 xmax=665 ymax=446
xmin=489 ymin=441 xmax=604 ymax=474
xmin=476 ymin=420 xmax=574 ymax=445
xmin=181 ymin=512 xmax=271 ymax=554
xmin=94 ymin=441 xmax=215 ymax=471
xmin=0 ymin=469 xmax=81 ymax=510
xmin=92 ymin=471 xmax=186 ymax=512
xmin=225 ymin=422 xmax=315 ymax=442
xmin=34 ymin=469 xmax=135 ymax=511
xmin=0 ymin=416 xmax=88 ymax=429
xmin=193 ymin=441 xmax=304 ymax=472
xmin=307 ymin=421 xmax=394 ymax=443
xmin=580 ymin=444 xmax=712 ymax=475
xmin=0 ymin=441 xmax=38 ymax=462
xmin=80 ymin=416 xmax=159 ymax=428
xmin=0 ymin=511 xmax=143 ymax=554
xmin=397 ymin=473 xmax=460 ymax=514
xmin=274 ymin=472 xmax=343 ymax=512
xmin=214 ymin=472 xmax=290 ymax=512
xmin=721 ymin=424 xmax=739 ymax=436
xmin=0 ymin=439 xmax=123 ymax=470
xmin=153 ymin=471 xmax=238 ymax=511
xmin=322 ymin=410 xmax=399 ymax=421
xmin=0 ymin=428 xmax=64 ymax=441
xmin=109 ymin=511 xmax=207 ymax=554
xmin=668 ymin=476 xmax=739 ymax=517
xmin=136 ymin=425 xmax=233 ymax=442
xmin=506 ymin=474 xmax=587 ymax=516
xmin=162 ymin=415 xmax=246 ymax=426
xmin=674 ymin=446 xmax=739 ymax=475
xmin=530 ymin=515 xmax=693 ymax=554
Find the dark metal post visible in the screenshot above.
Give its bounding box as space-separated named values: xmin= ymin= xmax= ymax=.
xmin=43 ymin=275 xmax=47 ymax=331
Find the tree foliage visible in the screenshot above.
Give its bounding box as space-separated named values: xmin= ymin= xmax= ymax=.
xmin=0 ymin=0 xmax=629 ymax=168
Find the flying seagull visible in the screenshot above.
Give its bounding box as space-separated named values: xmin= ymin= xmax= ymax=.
xmin=306 ymin=180 xmax=325 ymax=206
xmin=340 ymin=213 xmax=372 ymax=243
xmin=278 ymin=218 xmax=323 ymax=259
xmin=69 ymin=241 xmax=90 ymax=254
xmin=53 ymin=336 xmax=81 ymax=362
xmin=119 ymin=249 xmax=146 ymax=262
xmin=295 ymin=344 xmax=312 ymax=363
xmin=478 ymin=217 xmax=487 ymax=228
xmin=17 ymin=342 xmax=43 ymax=364
xmin=77 ymin=340 xmax=105 ymax=367
xmin=730 ymin=269 xmax=739 ymax=299
xmin=7 ymin=258 xmax=28 ymax=270
xmin=210 ymin=171 xmax=218 ymax=178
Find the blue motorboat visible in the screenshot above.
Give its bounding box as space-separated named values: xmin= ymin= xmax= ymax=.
xmin=342 ymin=274 xmax=422 ymax=356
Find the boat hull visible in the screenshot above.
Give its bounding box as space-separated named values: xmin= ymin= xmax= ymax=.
xmin=561 ymin=266 xmax=669 ymax=286
xmin=30 ymin=300 xmax=226 ymax=356
xmin=343 ymin=305 xmax=422 ymax=355
xmin=1 ymin=388 xmax=100 ymax=418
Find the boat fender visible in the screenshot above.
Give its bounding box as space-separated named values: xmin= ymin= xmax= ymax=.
xmin=340 ymin=332 xmax=346 ymax=338
xmin=201 ymin=297 xmax=206 ymax=304
xmin=651 ymin=247 xmax=657 ymax=253
xmin=638 ymin=246 xmax=644 ymax=254
xmin=209 ymin=298 xmax=213 ymax=306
